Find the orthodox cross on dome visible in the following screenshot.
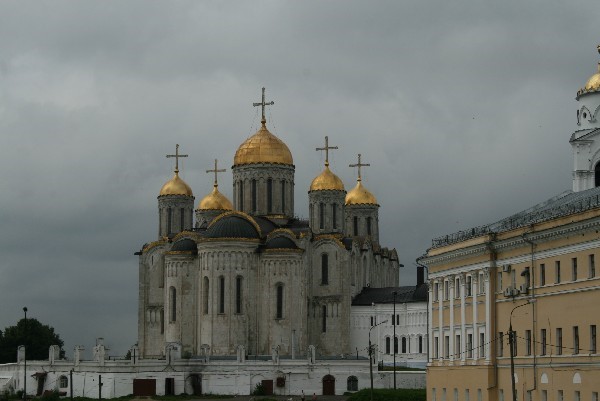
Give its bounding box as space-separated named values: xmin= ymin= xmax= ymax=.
xmin=166 ymin=144 xmax=188 ymax=173
xmin=253 ymin=87 xmax=275 ymax=124
xmin=315 ymin=136 xmax=338 ymax=167
xmin=349 ymin=153 xmax=370 ymax=181
xmin=206 ymin=159 xmax=226 ymax=188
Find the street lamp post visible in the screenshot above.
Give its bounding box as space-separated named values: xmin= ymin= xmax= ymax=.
xmin=23 ymin=307 xmax=27 ymax=401
xmin=509 ymin=300 xmax=535 ymax=401
xmin=369 ymin=319 xmax=388 ymax=401
xmin=392 ymin=291 xmax=397 ymax=390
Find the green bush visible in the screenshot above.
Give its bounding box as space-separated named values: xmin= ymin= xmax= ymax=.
xmin=347 ymin=388 xmax=426 ymax=401
xmin=252 ymin=382 xmax=267 ymax=396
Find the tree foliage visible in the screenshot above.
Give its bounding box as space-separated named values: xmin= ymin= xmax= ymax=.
xmin=0 ymin=318 xmax=64 ymax=363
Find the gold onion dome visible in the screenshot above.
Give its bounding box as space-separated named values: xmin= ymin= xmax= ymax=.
xmin=345 ymin=180 xmax=378 ymax=205
xmin=310 ymin=165 xmax=345 ymax=191
xmin=577 ymin=46 xmax=600 ymax=98
xmin=234 ymin=119 xmax=293 ymax=166
xmin=198 ymin=186 xmax=233 ymax=210
xmin=159 ymin=171 xmax=193 ymax=197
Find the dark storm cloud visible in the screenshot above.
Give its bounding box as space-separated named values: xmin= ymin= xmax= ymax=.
xmin=1 ymin=0 xmax=599 ymax=356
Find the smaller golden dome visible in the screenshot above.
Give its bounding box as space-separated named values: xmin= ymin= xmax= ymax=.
xmin=345 ymin=180 xmax=378 ymax=205
xmin=310 ymin=165 xmax=345 ymax=191
xmin=234 ymin=120 xmax=293 ymax=166
xmin=584 ymin=66 xmax=600 ymax=93
xmin=159 ymin=171 xmax=193 ymax=196
xmin=198 ymin=186 xmax=233 ymax=210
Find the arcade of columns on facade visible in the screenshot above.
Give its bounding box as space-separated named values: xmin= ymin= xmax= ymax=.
xmin=137 ymin=89 xmax=401 ymax=359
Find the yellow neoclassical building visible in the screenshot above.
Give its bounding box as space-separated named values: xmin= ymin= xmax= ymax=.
xmin=420 ymin=48 xmax=600 ymax=401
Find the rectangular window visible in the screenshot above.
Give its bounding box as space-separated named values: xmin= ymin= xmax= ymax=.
xmin=556 ymin=328 xmax=563 ymax=355
xmin=540 ymin=263 xmax=546 ymax=286
xmin=465 ymin=389 xmax=470 ymax=401
xmin=592 ymin=392 xmax=598 ymax=401
xmin=319 ymin=203 xmax=325 ymax=229
xmin=353 ymin=216 xmax=358 ymax=236
xmin=370 ymin=316 xmax=374 ymax=326
xmin=434 ymin=336 xmax=439 ymax=359
xmin=480 ymin=332 xmax=485 ymax=358
xmin=367 ymin=216 xmax=372 ymax=235
xmin=466 ymin=276 xmax=472 ymax=296
xmin=591 ymin=325 xmax=597 ymax=354
xmin=455 ymin=277 xmax=461 ymax=298
xmin=267 ymin=179 xmax=273 ymax=213
xmin=332 ymin=204 xmax=337 ymax=229
xmin=575 ymin=391 xmax=580 ymax=401
xmin=526 ymin=330 xmax=532 ymax=356
xmin=455 ymin=334 xmax=461 ymax=358
xmin=444 ymin=281 xmax=449 ymax=300
xmin=467 ymin=334 xmax=473 ymax=358
xmin=251 ymin=179 xmax=257 ymax=212
xmin=558 ymin=390 xmax=563 ymax=401
xmin=443 ymin=388 xmax=447 ymax=401
xmin=167 ymin=207 xmax=172 ymax=234
xmin=477 ymin=389 xmax=482 ymax=401
xmin=239 ymin=181 xmax=244 ymax=210
xmin=526 ymin=391 xmax=532 ymax=401
xmin=444 ymin=335 xmax=450 ymax=359
xmin=541 ymin=390 xmax=547 ymax=401
xmin=555 ymin=261 xmax=561 ymax=283
xmin=219 ymin=276 xmax=225 ymax=314
xmin=498 ymin=332 xmax=504 ymax=357
xmin=499 ymin=390 xmax=504 ymax=401
xmin=573 ymin=326 xmax=579 ymax=354
xmin=572 ymin=257 xmax=578 ymax=281
xmin=322 ymin=305 xmax=327 ymax=332
xmin=391 ymin=314 xmax=395 ymax=325
xmin=432 ymin=389 xmax=437 ymax=401
xmin=180 ymin=207 xmax=184 ymax=231
xmin=454 ymin=389 xmax=458 ymax=401
xmin=419 ymin=335 xmax=423 ymax=353
xmin=541 ymin=329 xmax=547 ymax=355
xmin=511 ymin=269 xmax=516 ymax=288
xmin=590 ymin=254 xmax=596 ymax=278
xmin=497 ymin=271 xmax=503 ymax=293
xmin=235 ymin=276 xmax=243 ymax=314
xmin=281 ymin=181 xmax=285 ymax=214
xmin=479 ymin=273 xmax=485 ymax=294
xmin=321 ymin=254 xmax=329 ymax=285
xmin=276 ymin=285 xmax=284 ymax=319
xmin=434 ymin=282 xmax=439 ymax=301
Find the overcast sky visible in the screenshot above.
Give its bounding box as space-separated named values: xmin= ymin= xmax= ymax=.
xmin=1 ymin=1 xmax=599 ymax=358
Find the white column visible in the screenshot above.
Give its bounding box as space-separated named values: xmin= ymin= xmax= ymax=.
xmin=438 ymin=281 xmax=443 ymax=361
xmin=472 ymin=273 xmax=479 ymax=361
xmin=484 ymin=269 xmax=491 ymax=363
xmin=428 ymin=281 xmax=433 ymax=364
xmin=460 ymin=274 xmax=466 ymax=364
xmin=449 ymin=277 xmax=455 ymax=362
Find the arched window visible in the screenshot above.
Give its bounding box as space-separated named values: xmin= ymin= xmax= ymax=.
xmin=235 ymin=276 xmax=243 ymax=314
xmin=595 ymin=162 xmax=600 ymax=187
xmin=347 ymin=376 xmax=358 ymax=392
xmin=353 ymin=216 xmax=358 ymax=236
xmin=218 ymin=276 xmax=225 ymax=314
xmin=160 ymin=309 xmax=164 ymax=333
xmin=180 ymin=207 xmax=185 ymax=231
xmin=321 ymin=254 xmax=329 ymax=285
xmin=169 ymin=287 xmax=176 ymax=322
xmin=322 ymin=305 xmax=327 ymax=332
xmin=276 ymin=284 xmax=284 ymax=319
xmin=385 ymin=337 xmax=391 ymax=354
xmin=203 ymin=277 xmax=209 ymax=314
xmin=419 ymin=335 xmax=423 ymax=353
xmin=394 ymin=336 xmax=398 ymax=354
xmin=251 ymin=179 xmax=257 ymax=212
xmin=402 ymin=337 xmax=407 ymax=353
xmin=267 ymin=178 xmax=273 ymax=213
xmin=59 ymin=376 xmax=68 ymax=388
xmin=367 ymin=216 xmax=372 ymax=235
xmin=167 ymin=208 xmax=172 ymax=234
xmin=319 ymin=202 xmax=325 ymax=229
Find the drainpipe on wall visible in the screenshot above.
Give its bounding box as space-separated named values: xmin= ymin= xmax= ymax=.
xmin=522 ymin=228 xmax=538 ymax=392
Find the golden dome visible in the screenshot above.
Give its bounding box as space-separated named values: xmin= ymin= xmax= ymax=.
xmin=159 ymin=171 xmax=193 ymax=197
xmin=345 ymin=180 xmax=378 ymax=205
xmin=584 ymin=66 xmax=600 ymax=92
xmin=234 ymin=120 xmax=293 ymax=166
xmin=198 ymin=186 xmax=233 ymax=210
xmin=310 ymin=165 xmax=345 ymax=191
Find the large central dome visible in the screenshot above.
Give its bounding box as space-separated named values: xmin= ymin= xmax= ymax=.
xmin=234 ymin=120 xmax=293 ymax=166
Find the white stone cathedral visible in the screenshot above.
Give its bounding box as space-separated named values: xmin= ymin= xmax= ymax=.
xmin=136 ymin=90 xmax=400 ymax=359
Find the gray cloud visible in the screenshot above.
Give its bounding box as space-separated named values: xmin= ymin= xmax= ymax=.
xmin=1 ymin=0 xmax=598 ymax=356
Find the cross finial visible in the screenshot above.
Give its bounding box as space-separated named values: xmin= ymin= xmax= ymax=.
xmin=206 ymin=159 xmax=226 ymax=188
xmin=166 ymin=144 xmax=188 ymax=173
xmin=349 ymin=153 xmax=370 ymax=182
xmin=253 ymin=87 xmax=275 ymax=125
xmin=316 ymin=136 xmax=338 ymax=167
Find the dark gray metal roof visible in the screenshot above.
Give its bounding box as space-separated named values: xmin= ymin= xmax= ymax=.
xmin=352 ymin=285 xmax=427 ymax=306
xmin=431 ymin=186 xmax=600 ymax=248
xmin=205 ymin=215 xmax=260 ymax=239
xmin=171 ymin=238 xmax=197 ymax=252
